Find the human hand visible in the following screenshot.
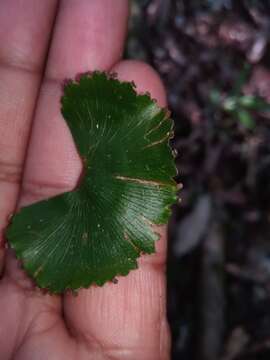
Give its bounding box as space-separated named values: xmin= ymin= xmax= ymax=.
xmin=0 ymin=1 xmax=170 ymax=359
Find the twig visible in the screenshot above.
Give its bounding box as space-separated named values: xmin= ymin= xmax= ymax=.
xmin=198 ymin=217 xmax=225 ymax=360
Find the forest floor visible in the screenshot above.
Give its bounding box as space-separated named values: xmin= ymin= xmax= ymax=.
xmin=127 ymin=1 xmax=270 ymax=359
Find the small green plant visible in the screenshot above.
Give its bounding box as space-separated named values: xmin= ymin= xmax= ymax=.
xmin=210 ymin=66 xmax=270 ymax=130
xmin=6 ymin=72 xmax=177 ymax=293
xmin=210 ymin=90 xmax=270 ymax=130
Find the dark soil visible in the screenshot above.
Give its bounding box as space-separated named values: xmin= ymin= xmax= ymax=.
xmin=127 ymin=1 xmax=270 ymax=359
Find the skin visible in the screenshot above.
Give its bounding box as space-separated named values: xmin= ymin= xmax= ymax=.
xmin=0 ymin=1 xmax=170 ymax=359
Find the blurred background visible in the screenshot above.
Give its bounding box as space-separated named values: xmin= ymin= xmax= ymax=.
xmin=127 ymin=1 xmax=270 ymax=359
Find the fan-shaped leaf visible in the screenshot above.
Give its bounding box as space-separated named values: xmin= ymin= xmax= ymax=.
xmin=6 ymin=72 xmax=177 ymax=293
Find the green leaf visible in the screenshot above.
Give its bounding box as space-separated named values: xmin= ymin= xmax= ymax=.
xmin=237 ymin=109 xmax=255 ymax=129
xmin=238 ymin=95 xmax=270 ymax=112
xmin=223 ymin=96 xmax=238 ymax=112
xmin=6 ymin=72 xmax=177 ymax=293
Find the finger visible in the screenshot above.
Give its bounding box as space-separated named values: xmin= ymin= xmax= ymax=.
xmin=0 ymin=0 xmax=58 ymax=269
xmin=21 ymin=0 xmax=129 ymax=205
xmin=46 ymin=0 xmax=129 ymax=80
xmin=64 ymin=61 xmax=171 ymax=360
xmin=0 ymin=1 xmax=59 ymax=356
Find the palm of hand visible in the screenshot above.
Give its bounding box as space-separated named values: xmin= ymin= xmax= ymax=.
xmin=0 ymin=1 xmax=170 ymax=359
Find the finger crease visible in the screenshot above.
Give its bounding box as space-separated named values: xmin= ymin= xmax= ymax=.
xmin=0 ymin=53 xmax=43 ymax=76
xmin=0 ymin=160 xmax=23 ymax=185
